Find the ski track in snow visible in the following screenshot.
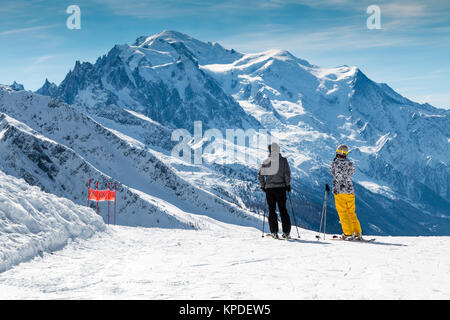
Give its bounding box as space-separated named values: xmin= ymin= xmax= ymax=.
xmin=1 ymin=222 xmax=450 ymax=300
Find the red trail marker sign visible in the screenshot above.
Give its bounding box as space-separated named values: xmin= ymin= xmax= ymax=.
xmin=87 ymin=179 xmax=117 ymax=225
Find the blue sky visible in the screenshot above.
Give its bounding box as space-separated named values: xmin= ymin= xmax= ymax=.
xmin=0 ymin=0 xmax=449 ymax=109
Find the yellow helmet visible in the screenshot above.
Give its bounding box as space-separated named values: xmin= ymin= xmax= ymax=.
xmin=336 ymin=144 xmax=349 ymax=155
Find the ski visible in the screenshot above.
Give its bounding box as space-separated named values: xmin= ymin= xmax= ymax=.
xmin=331 ymin=235 xmax=376 ymax=242
xmin=265 ymin=233 xmax=300 ymax=241
xmin=265 ymin=233 xmax=280 ymax=240
xmin=355 ymin=238 xmax=376 ymax=242
xmin=285 ymin=237 xmax=302 ymax=242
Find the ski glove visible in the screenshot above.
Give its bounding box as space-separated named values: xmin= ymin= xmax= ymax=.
xmin=285 ymin=185 xmax=291 ymax=192
xmin=261 ymin=186 xmax=266 ymax=193
xmin=325 ymin=183 xmax=330 ymax=194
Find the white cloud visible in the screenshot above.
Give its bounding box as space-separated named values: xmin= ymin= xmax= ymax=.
xmin=403 ymin=92 xmax=450 ymax=109
xmin=32 ymin=55 xmax=58 ymax=64
xmin=216 ymin=24 xmax=421 ymax=56
xmin=382 ymin=3 xmax=428 ymax=18
xmin=0 ymin=25 xmax=57 ymax=36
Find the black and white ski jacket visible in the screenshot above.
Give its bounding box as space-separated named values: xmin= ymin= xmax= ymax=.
xmin=330 ymin=157 xmax=355 ymax=194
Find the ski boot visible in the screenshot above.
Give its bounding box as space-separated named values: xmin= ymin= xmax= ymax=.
xmin=353 ymin=232 xmax=363 ymax=241
xmin=281 ymin=232 xmax=290 ymax=240
xmin=341 ymin=234 xmax=354 ymax=241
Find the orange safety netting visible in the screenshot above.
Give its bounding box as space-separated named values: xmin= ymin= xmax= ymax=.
xmin=88 ymin=188 xmax=116 ymax=201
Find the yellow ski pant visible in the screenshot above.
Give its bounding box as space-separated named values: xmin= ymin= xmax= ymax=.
xmin=334 ymin=193 xmax=362 ymax=236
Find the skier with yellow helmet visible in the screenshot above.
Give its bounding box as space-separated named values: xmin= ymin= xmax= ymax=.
xmin=330 ymin=144 xmax=362 ymax=240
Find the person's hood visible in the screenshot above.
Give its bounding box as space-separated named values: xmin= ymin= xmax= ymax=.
xmin=270 ymin=142 xmax=280 ymax=156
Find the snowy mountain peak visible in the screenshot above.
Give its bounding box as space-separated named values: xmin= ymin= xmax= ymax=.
xmin=0 ymin=82 xmax=25 ymax=93
xmin=35 ymin=78 xmax=58 ymax=97
xmin=133 ymin=30 xmax=194 ymax=46
xmin=131 ymin=30 xmax=243 ymax=65
xmin=10 ymin=81 xmax=24 ymax=91
xmin=38 ymin=31 xmax=260 ymax=131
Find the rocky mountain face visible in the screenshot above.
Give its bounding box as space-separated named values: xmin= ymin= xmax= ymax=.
xmin=35 ymin=79 xmax=57 ymax=97
xmin=46 ymin=31 xmax=259 ymax=132
xmin=30 ymin=30 xmax=450 ymax=235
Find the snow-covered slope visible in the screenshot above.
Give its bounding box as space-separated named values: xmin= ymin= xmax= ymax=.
xmin=34 ymin=30 xmax=450 ymax=235
xmin=133 ymin=30 xmax=243 ymax=65
xmin=0 ymin=85 xmax=260 ymax=230
xmin=1 ymin=222 xmax=450 ymax=299
xmin=202 ymin=46 xmax=450 ymax=211
xmin=0 ymin=170 xmax=105 ymax=273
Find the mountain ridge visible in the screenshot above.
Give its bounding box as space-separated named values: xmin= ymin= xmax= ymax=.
xmin=29 ymin=30 xmax=450 ymax=235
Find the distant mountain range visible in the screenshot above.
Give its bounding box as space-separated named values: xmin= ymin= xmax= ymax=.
xmin=2 ymin=30 xmax=447 ymax=236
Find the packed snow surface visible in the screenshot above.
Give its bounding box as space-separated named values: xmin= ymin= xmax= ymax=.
xmin=1 ymin=220 xmax=449 ymax=299
xmin=0 ymin=171 xmax=105 ymax=273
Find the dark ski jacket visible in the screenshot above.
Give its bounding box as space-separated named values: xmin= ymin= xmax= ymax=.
xmin=258 ymin=154 xmax=291 ymax=189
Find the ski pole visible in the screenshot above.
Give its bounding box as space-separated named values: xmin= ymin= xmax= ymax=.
xmin=323 ymin=192 xmax=327 ymax=239
xmin=261 ymin=191 xmax=267 ymax=238
xmin=317 ymin=184 xmax=330 ymax=240
xmin=323 ymin=184 xmax=330 ymax=239
xmin=114 ymin=184 xmax=117 ymax=225
xmin=287 ymin=189 xmax=300 ymax=238
xmin=317 ymin=193 xmax=325 ymax=240
xmin=321 ymin=191 xmax=328 ymax=239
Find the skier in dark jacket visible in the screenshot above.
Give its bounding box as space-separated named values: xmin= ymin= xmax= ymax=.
xmin=258 ymin=142 xmax=291 ymax=239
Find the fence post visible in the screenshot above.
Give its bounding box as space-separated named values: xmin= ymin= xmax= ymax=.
xmin=87 ymin=179 xmax=91 ymax=207
xmin=107 ymin=182 xmax=111 ymax=225
xmin=96 ymin=182 xmax=99 ymax=215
